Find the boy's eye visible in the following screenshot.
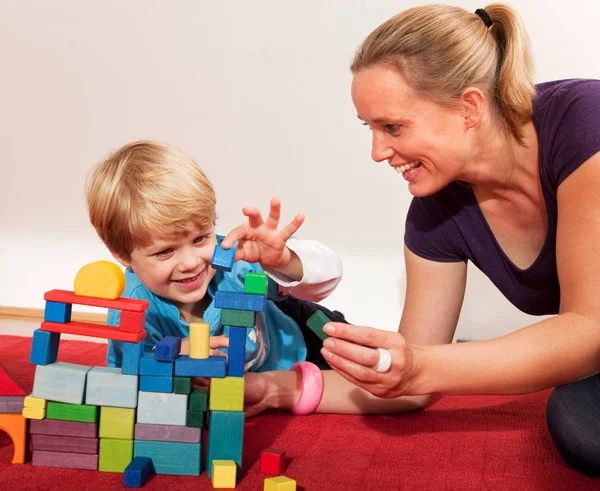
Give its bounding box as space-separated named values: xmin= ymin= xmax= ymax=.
xmin=155 ymin=248 xmax=173 ymax=257
xmin=193 ymin=235 xmax=207 ymax=244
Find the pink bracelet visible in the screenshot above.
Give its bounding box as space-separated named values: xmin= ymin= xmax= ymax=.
xmin=289 ymin=361 xmax=324 ymax=415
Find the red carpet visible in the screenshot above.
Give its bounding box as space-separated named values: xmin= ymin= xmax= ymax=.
xmin=0 ymin=334 xmax=598 ymax=491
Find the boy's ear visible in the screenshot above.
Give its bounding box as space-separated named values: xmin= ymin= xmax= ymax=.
xmin=110 ymin=251 xmax=130 ymax=268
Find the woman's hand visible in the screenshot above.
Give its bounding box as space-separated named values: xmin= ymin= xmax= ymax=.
xmin=321 ymin=322 xmax=420 ymax=399
xmin=221 ymin=197 xmax=304 ymax=270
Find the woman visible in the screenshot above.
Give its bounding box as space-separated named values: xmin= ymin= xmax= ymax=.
xmin=244 ymin=3 xmax=600 ymax=476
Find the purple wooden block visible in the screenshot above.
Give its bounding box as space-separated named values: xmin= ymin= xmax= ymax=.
xmin=0 ymin=395 xmax=25 ymax=413
xmin=31 ymin=434 xmax=99 ymax=454
xmin=134 ymin=423 xmax=201 ymax=444
xmin=32 ymin=450 xmax=98 ymax=470
xmin=29 ymin=419 xmax=98 ymax=438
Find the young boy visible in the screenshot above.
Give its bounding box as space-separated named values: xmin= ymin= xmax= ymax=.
xmin=86 ymin=140 xmax=345 ymax=372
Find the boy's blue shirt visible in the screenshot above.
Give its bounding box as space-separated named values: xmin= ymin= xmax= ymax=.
xmin=106 ymin=237 xmax=307 ymax=372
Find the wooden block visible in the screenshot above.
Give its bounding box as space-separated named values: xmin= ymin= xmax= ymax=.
xmin=189 ymin=322 xmax=210 ymax=359
xmin=32 ymin=450 xmax=98 ymax=470
xmin=260 ymin=448 xmax=287 ymax=475
xmin=134 ymin=423 xmax=201 ymax=443
xmin=85 ymin=366 xmax=139 ymax=408
xmin=186 ymin=410 xmax=205 ymax=428
xmin=0 ymin=395 xmax=25 ymax=413
xmin=124 ymin=456 xmax=155 ymax=488
xmin=122 ymin=340 xmax=145 ymax=375
xmin=220 ymin=309 xmax=255 ymax=327
xmin=99 ymin=406 xmax=135 ymax=440
xmin=210 ymin=377 xmax=244 ymax=412
xmin=211 ymin=244 xmax=235 ymax=272
xmin=212 ymin=460 xmax=237 ymax=488
xmin=46 ymin=401 xmax=98 ymax=423
xmin=156 ymin=336 xmax=181 ymax=361
xmin=215 ymin=291 xmax=266 ymax=312
xmin=0 ymin=413 xmax=26 ymax=463
xmin=74 ymin=260 xmax=125 ymax=300
xmin=133 ymin=440 xmax=201 ymax=476
xmin=30 ymin=329 xmax=61 ymax=366
xmin=41 ymin=320 xmax=146 ymax=343
xmin=45 ymin=289 xmax=148 ymax=312
xmin=99 ymin=438 xmax=133 ymax=473
xmin=31 ymin=434 xmax=99 ymax=454
xmin=29 ymin=418 xmax=97 ymax=438
xmin=140 ymin=353 xmax=173 ymax=377
xmin=22 ymin=407 xmax=45 ymax=419
xmin=119 ymin=311 xmax=146 ymax=333
xmin=244 ymin=272 xmax=268 ymax=295
xmin=174 ymin=355 xmax=226 ymax=378
xmin=32 ymin=362 xmax=91 ymax=405
xmin=306 ymin=310 xmax=331 ymax=341
xmin=139 ymin=375 xmax=173 ymax=393
xmin=24 ymin=395 xmax=47 ymax=409
xmin=43 ymin=301 xmax=72 ymax=323
xmin=206 ymin=410 xmax=244 ymax=478
xmin=264 ymin=476 xmax=296 ymax=491
xmin=173 ymin=377 xmax=193 ymax=395
xmin=137 ymin=392 xmax=187 ymax=426
xmin=189 ymin=387 xmax=208 ymax=412
xmin=226 ymin=327 xmax=246 ymax=377
xmin=0 ymin=363 xmax=26 ymax=396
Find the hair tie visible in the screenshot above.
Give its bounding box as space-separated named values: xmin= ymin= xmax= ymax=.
xmin=475 ymin=8 xmax=493 ymax=28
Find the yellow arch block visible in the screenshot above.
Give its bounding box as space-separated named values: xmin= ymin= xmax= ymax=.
xmin=0 ymin=413 xmax=27 ymax=464
xmin=74 ymin=261 xmax=125 ymax=300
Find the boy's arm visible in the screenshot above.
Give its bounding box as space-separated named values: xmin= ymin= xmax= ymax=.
xmin=262 ymin=239 xmax=343 ymax=302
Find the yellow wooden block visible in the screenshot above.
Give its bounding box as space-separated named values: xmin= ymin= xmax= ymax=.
xmin=209 ymin=376 xmax=244 ymax=411
xmin=212 ymin=460 xmax=237 ymax=488
xmin=22 ymin=407 xmax=46 ymax=420
xmin=74 ymin=261 xmax=125 ymax=300
xmin=24 ymin=395 xmax=47 ymax=409
xmin=264 ymin=476 xmax=296 ymax=491
xmin=99 ymin=406 xmax=135 ymax=439
xmin=189 ymin=322 xmax=210 ymax=359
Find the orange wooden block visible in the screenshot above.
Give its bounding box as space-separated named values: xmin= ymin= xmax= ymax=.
xmin=119 ymin=311 xmax=146 ymax=333
xmin=44 ymin=290 xmax=149 ymax=312
xmin=0 ymin=413 xmax=27 ymax=464
xmin=41 ymin=321 xmax=146 ymax=343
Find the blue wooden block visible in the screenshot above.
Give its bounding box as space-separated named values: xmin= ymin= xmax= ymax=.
xmin=206 ymin=410 xmax=244 ymax=477
xmin=155 ymin=337 xmax=181 ymax=362
xmin=85 ymin=367 xmax=139 ymax=408
xmin=134 ymin=440 xmax=201 ymax=476
xmin=226 ymin=327 xmax=246 ymax=377
xmin=137 ymin=392 xmax=187 ymax=426
xmin=124 ymin=456 xmax=154 ymax=487
xmin=211 ymin=244 xmax=235 ymax=272
xmin=214 ymin=291 xmax=266 ymax=312
xmin=44 ymin=301 xmax=72 ymax=323
xmin=140 ymin=353 xmax=173 ymax=377
xmin=174 ymin=355 xmax=226 ymax=378
xmin=32 ymin=362 xmax=91 ymax=405
xmin=30 ymin=329 xmax=60 ymax=366
xmin=139 ymin=375 xmax=173 ymax=393
xmin=122 ymin=340 xmax=145 ymax=375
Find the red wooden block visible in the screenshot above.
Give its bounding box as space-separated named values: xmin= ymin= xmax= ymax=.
xmin=0 ymin=363 xmax=26 ymax=396
xmin=44 ymin=289 xmax=149 ymax=312
xmin=260 ymin=448 xmax=287 ymax=475
xmin=119 ymin=311 xmax=146 ymax=333
xmin=41 ymin=321 xmax=145 ymax=343
xmin=32 ymin=450 xmax=98 ymax=470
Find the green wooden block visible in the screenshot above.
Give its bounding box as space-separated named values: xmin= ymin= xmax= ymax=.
xmin=306 ymin=310 xmax=331 ymax=341
xmin=173 ymin=377 xmax=193 ymax=395
xmin=209 ymin=377 xmax=244 ymax=412
xmin=99 ymin=406 xmax=135 ymax=440
xmin=189 ymin=387 xmax=208 ymax=412
xmin=99 ymin=438 xmax=133 ymax=473
xmin=243 ymin=273 xmax=268 ymax=295
xmin=134 ymin=440 xmax=201 ymax=476
xmin=186 ymin=410 xmax=205 ymax=428
xmin=46 ymin=401 xmax=98 ymax=423
xmin=220 ymin=309 xmax=255 ymax=328
xmin=206 ymin=410 xmax=244 ymax=478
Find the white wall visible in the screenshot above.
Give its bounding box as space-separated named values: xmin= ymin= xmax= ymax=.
xmin=1 ymin=0 xmax=599 ymax=340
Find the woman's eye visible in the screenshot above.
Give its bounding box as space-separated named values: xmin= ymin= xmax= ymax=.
xmin=385 ymin=124 xmax=402 ymax=134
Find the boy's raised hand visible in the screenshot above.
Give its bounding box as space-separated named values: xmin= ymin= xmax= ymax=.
xmin=221 ymin=197 xmax=304 ymax=269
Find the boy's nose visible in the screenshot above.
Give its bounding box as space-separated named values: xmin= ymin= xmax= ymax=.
xmin=178 ymin=248 xmax=200 ymax=272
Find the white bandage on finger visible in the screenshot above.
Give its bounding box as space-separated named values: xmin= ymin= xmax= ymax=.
xmin=375 ymin=348 xmax=392 ymax=373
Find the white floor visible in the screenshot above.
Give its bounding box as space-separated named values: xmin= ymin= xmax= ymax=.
xmin=0 ymin=318 xmax=106 ymax=344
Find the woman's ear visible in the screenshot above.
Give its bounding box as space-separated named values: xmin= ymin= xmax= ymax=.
xmin=461 ymin=87 xmax=485 ymax=129
xmin=110 ymin=251 xmax=130 ymax=268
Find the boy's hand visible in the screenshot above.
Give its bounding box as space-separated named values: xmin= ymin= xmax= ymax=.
xmin=221 ymin=197 xmax=304 ymax=270
xmin=180 ymin=335 xmax=229 ymax=357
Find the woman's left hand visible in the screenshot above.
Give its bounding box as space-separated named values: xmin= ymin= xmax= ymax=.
xmin=321 ymin=322 xmax=419 ymax=399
